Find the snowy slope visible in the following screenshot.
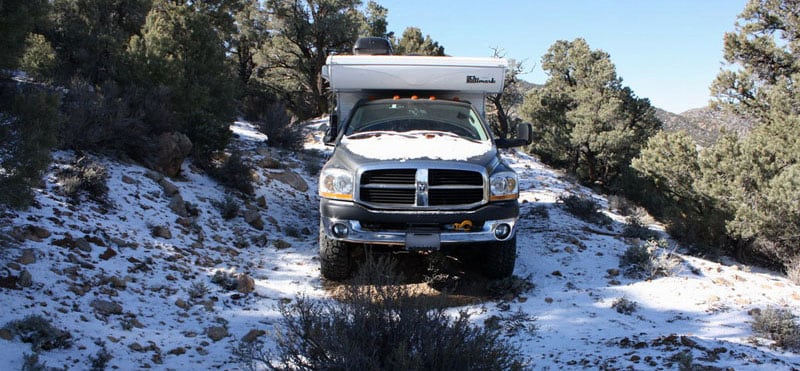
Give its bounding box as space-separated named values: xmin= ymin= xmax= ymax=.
xmin=0 ymin=120 xmax=799 ymax=370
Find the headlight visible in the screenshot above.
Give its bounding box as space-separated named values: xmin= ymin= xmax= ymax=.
xmin=490 ymin=171 xmax=518 ymax=201
xmin=319 ymin=168 xmax=353 ymax=200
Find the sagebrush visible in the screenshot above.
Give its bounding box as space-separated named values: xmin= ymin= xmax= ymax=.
xmin=236 ymin=256 xmax=526 ymax=370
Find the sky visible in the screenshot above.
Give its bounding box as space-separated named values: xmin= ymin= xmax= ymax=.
xmin=376 ymin=0 xmax=748 ymax=113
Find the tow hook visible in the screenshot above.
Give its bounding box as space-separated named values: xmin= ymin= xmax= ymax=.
xmin=453 ymin=220 xmax=473 ymax=232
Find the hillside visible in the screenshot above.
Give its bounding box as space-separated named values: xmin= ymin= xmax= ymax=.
xmin=655 ymin=106 xmax=754 ymax=147
xmin=1 ymin=121 xmax=799 ymax=370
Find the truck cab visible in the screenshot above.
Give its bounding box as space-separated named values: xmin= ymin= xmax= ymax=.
xmin=318 ymin=45 xmax=531 ymax=280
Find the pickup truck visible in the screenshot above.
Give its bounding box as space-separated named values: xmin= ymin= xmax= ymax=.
xmin=318 ymin=38 xmax=531 ymax=280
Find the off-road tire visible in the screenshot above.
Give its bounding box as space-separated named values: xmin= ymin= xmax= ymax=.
xmin=482 ymin=236 xmax=517 ymax=279
xmin=319 ymin=231 xmax=353 ymax=280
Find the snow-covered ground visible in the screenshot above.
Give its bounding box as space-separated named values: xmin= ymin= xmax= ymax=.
xmin=1 ymin=120 xmax=799 ymax=370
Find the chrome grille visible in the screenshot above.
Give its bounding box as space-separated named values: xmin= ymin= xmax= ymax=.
xmin=359 ymin=168 xmax=484 ymax=208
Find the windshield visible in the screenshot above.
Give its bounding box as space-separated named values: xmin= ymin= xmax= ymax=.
xmin=344 ymin=99 xmax=490 ymax=141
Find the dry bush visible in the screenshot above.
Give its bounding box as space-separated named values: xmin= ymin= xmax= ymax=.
xmin=559 ymin=193 xmax=612 ymax=226
xmin=236 ymin=256 xmax=526 ymax=370
xmin=751 ymin=307 xmax=800 ymax=351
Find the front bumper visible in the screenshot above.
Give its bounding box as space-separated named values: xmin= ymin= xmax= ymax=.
xmin=320 ymin=198 xmax=519 ymax=246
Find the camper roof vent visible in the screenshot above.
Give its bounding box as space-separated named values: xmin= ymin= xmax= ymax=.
xmin=353 ymin=37 xmax=392 ymax=55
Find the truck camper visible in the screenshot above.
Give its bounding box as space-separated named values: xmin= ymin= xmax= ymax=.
xmin=317 ymin=39 xmax=532 ymax=280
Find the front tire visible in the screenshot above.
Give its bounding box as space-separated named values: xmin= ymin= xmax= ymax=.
xmin=482 ymin=236 xmax=517 ymax=279
xmin=319 ymin=230 xmax=353 ymax=280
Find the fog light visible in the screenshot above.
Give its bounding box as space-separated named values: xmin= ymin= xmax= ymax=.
xmin=331 ymin=223 xmax=350 ymax=238
xmin=494 ymin=224 xmax=511 ymax=240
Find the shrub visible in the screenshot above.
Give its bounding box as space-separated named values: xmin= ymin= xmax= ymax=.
xmin=559 ymin=193 xmax=611 ymax=226
xmin=611 ymin=297 xmax=638 ymax=315
xmin=21 ymin=353 xmax=47 ymax=371
xmin=621 ymin=215 xmax=659 ymax=240
xmin=208 ymin=152 xmax=254 ymax=195
xmin=89 ymin=346 xmax=113 ymax=371
xmin=255 ymin=100 xmax=304 ymax=151
xmin=20 ymin=33 xmax=57 ymax=83
xmin=236 ymin=256 xmax=526 ymax=370
xmin=187 ymin=281 xmax=209 ymax=300
xmin=750 ymin=307 xmax=800 ymax=351
xmin=214 ymin=195 xmax=240 ymax=220
xmin=54 ymin=155 xmax=109 ymax=205
xmin=0 ymin=86 xmax=60 ymax=208
xmin=620 ymin=239 xmax=679 ymax=279
xmin=4 ymin=315 xmax=72 ymax=351
xmin=787 ymin=256 xmax=800 ymax=285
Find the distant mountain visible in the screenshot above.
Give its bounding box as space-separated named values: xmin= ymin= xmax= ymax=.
xmin=654 ymin=106 xmax=755 ymax=147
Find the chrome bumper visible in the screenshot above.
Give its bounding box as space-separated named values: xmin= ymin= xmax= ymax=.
xmin=320 ymin=216 xmax=518 ymax=246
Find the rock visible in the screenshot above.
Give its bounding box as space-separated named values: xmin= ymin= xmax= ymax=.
xmin=12 ymin=225 xmax=51 ymax=242
xmin=175 ymin=299 xmax=191 ymax=310
xmin=259 ymin=157 xmax=282 ymax=169
xmin=243 ymin=210 xmax=264 ymax=230
xmin=273 ymin=239 xmax=292 ymax=249
xmin=18 ymin=270 xmax=32 ymax=287
xmin=168 ymin=347 xmax=186 ymax=355
xmin=91 ymin=300 xmax=123 ymax=315
xmin=129 ymin=342 xmax=145 ymax=352
xmin=267 ymin=169 xmax=309 ymax=192
xmin=142 ymin=132 xmax=192 ymax=177
xmin=100 ymin=248 xmax=118 ymax=260
xmin=207 ymin=326 xmax=228 ymax=342
xmin=242 ymin=329 xmax=266 ymax=343
xmin=75 ymin=237 xmax=93 ymax=252
xmin=144 ymin=170 xmax=164 ymax=183
xmin=18 ymin=249 xmax=36 ymax=265
xmin=168 ymin=194 xmax=187 ymax=217
xmin=236 ymin=274 xmax=255 ymax=293
xmin=159 ymin=179 xmax=180 ymax=197
xmin=109 ymin=276 xmax=126 ymax=290
xmin=152 ymin=226 xmax=172 ymax=239
xmin=0 ymin=328 xmax=13 ymax=341
xmin=256 ymin=195 xmax=267 ymax=208
xmin=121 ymin=175 xmax=137 ymax=184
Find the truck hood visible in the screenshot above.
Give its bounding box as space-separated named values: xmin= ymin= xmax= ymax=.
xmin=338 ymin=132 xmax=495 ymax=162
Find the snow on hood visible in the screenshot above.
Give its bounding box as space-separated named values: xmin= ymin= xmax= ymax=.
xmin=341 ymin=131 xmax=493 ymax=161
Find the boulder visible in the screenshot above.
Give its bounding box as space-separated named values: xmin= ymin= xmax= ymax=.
xmin=142 ymin=132 xmax=192 ymax=177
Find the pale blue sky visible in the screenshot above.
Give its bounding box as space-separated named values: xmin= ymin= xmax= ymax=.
xmin=377 ymin=0 xmax=748 ymax=113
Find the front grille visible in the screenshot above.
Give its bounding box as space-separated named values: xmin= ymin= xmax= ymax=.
xmin=359 ymin=168 xmax=484 ymax=207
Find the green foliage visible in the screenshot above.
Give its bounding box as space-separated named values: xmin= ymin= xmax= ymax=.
xmin=361 ymin=1 xmax=390 ymax=38
xmin=48 ymin=0 xmax=151 ymax=84
xmin=236 ymin=256 xmax=526 ymax=370
xmin=261 ymin=0 xmax=364 ymax=118
xmin=701 ymin=0 xmax=800 ymax=267
xmin=632 ymin=131 xmax=731 ymax=252
xmin=129 ymin=0 xmax=237 ymax=158
xmin=208 ymin=152 xmax=254 ymax=195
xmin=522 ymin=38 xmax=661 ymax=190
xmin=750 ymin=307 xmax=800 ymax=351
xmin=19 ymin=33 xmax=57 ymax=82
xmin=0 ymin=0 xmax=49 ymax=72
xmin=214 ymin=195 xmax=241 ymax=220
xmin=392 ymin=27 xmax=445 ymax=56
xmin=0 ymin=86 xmax=60 ymax=208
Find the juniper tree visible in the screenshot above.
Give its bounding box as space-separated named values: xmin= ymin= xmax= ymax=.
xmin=705 ymin=0 xmax=800 ymax=265
xmin=392 ymin=27 xmax=445 ymax=56
xmin=522 ymin=38 xmax=661 ymax=189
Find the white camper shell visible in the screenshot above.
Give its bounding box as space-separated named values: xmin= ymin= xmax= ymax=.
xmin=322 ymin=55 xmax=508 ymax=124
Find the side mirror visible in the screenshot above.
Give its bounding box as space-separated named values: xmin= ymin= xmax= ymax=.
xmin=324 ymin=113 xmax=339 ymax=145
xmin=496 ymin=123 xmax=534 ymax=148
xmin=517 ymin=122 xmax=533 ymax=146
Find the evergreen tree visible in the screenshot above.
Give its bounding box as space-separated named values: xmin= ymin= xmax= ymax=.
xmin=361 ymin=1 xmax=390 ymax=38
xmin=706 ymin=0 xmax=800 ymax=266
xmin=128 ymin=0 xmax=237 ymax=158
xmin=522 ymin=38 xmax=661 ymax=189
xmin=0 ymin=0 xmax=49 ymax=73
xmin=262 ymin=0 xmax=364 ymax=118
xmin=392 ymin=27 xmax=445 ymax=56
xmin=0 ymin=87 xmax=61 ymax=208
xmin=48 ymin=0 xmax=151 ymax=84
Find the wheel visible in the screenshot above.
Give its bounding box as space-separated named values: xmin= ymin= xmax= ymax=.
xmin=319 ymin=229 xmax=353 ymax=280
xmin=482 ymin=236 xmax=517 ymax=279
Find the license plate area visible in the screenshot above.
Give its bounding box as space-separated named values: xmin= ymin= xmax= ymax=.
xmin=405 ymin=230 xmax=441 ymax=251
